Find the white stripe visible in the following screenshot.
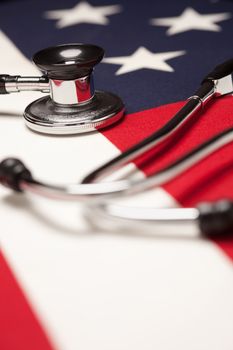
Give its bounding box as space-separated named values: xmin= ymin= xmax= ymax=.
xmin=0 ymin=31 xmax=233 ymax=350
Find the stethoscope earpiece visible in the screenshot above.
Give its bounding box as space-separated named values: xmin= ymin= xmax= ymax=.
xmin=0 ymin=43 xmax=125 ymax=135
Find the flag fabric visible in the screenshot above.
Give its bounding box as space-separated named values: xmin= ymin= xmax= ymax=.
xmin=0 ymin=0 xmax=233 ymax=349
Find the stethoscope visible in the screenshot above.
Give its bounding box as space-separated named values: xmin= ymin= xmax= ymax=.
xmin=0 ymin=44 xmax=125 ymax=134
xmin=0 ymin=43 xmax=233 ymax=238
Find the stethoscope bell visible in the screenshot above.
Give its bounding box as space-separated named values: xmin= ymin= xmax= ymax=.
xmin=0 ymin=44 xmax=125 ymax=134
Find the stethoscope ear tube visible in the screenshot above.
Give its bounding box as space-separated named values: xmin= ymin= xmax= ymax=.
xmin=0 ymin=126 xmax=232 ymax=201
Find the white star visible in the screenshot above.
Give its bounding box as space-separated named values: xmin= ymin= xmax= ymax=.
xmin=103 ymin=47 xmax=186 ymax=75
xmin=45 ymin=1 xmax=122 ymax=28
xmin=150 ymin=7 xmax=231 ymax=35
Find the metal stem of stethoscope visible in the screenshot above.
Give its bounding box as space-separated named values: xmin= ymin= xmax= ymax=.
xmin=82 ymin=59 xmax=233 ymax=183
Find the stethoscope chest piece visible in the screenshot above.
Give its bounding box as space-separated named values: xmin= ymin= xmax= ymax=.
xmin=0 ymin=44 xmax=125 ymax=135
xmin=24 ymin=89 xmax=124 ymax=135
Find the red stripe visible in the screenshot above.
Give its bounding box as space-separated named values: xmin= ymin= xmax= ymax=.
xmin=0 ymin=251 xmax=55 ymax=350
xmin=101 ymin=96 xmax=233 ymax=260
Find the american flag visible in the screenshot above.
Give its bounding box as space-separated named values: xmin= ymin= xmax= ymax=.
xmin=0 ymin=0 xmax=233 ymax=349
